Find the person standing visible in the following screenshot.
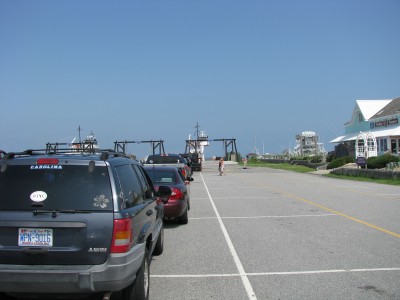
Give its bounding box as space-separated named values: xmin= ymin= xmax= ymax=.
xmin=218 ymin=157 xmax=225 ymax=175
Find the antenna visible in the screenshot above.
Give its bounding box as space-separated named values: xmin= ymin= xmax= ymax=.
xmin=195 ymin=122 xmax=200 ymax=138
xmin=77 ymin=126 xmax=83 ymax=143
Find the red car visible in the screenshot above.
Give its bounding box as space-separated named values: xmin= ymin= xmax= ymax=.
xmin=144 ymin=165 xmax=192 ymax=224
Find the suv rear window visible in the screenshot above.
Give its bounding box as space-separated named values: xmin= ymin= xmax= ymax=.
xmin=0 ymin=165 xmax=112 ymax=211
xmin=146 ymin=155 xmax=184 ymax=164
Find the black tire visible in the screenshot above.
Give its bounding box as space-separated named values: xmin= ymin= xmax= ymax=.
xmin=152 ymin=223 xmax=164 ymax=256
xmin=120 ymin=248 xmax=150 ymax=300
xmin=178 ymin=207 xmax=188 ymax=224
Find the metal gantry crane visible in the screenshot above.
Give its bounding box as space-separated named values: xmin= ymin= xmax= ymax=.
xmin=114 ymin=140 xmax=165 ymax=155
xmin=185 ymin=138 xmax=238 ymax=162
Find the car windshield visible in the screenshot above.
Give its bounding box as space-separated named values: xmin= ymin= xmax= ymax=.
xmin=0 ymin=164 xmax=113 ymax=211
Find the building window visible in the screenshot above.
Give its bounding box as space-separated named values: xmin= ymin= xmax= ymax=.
xmin=383 ymin=139 xmax=388 ymax=151
xmin=377 ymin=139 xmax=388 ymax=152
xmin=358 ymin=112 xmax=364 ymax=123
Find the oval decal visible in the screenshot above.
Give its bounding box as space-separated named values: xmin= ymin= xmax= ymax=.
xmin=30 ymin=191 xmax=48 ymax=202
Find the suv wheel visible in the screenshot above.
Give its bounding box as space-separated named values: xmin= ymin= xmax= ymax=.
xmin=121 ymin=248 xmax=150 ymax=300
xmin=152 ymin=224 xmax=164 ymax=256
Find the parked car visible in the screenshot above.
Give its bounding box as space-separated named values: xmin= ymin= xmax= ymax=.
xmin=181 ymin=152 xmax=202 ymax=172
xmin=179 ymin=153 xmax=193 ymax=176
xmin=0 ymin=150 xmax=5 ymax=159
xmin=0 ymin=148 xmax=171 ymax=300
xmin=144 ymin=154 xmax=192 ymax=181
xmin=144 ymin=165 xmax=192 ymax=224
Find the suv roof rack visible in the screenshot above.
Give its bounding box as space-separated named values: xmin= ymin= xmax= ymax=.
xmin=3 ymin=146 xmax=130 ymax=162
xmin=46 ymin=142 xmax=98 ymax=154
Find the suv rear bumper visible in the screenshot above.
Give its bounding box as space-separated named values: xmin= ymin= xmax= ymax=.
xmin=0 ymin=243 xmax=145 ymax=294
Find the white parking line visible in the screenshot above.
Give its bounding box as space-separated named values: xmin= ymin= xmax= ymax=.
xmin=210 ymin=187 xmax=275 ymax=189
xmin=151 ymin=267 xmax=400 ymax=278
xmin=200 ymin=172 xmax=257 ymax=300
xmin=213 ymin=196 xmax=287 ymax=199
xmin=222 ymin=214 xmax=337 ymax=219
xmin=189 ymin=214 xmax=337 ymax=220
xmin=247 ymin=268 xmax=400 ymax=276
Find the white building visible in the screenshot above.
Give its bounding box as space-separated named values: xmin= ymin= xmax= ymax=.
xmin=330 ymin=97 xmax=400 ymax=157
xmin=290 ymin=131 xmax=327 ymax=157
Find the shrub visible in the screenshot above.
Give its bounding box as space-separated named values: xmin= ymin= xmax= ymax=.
xmin=310 ymin=156 xmax=323 ymax=163
xmin=367 ymin=154 xmax=399 ymax=169
xmin=327 ymin=156 xmax=355 ymax=169
xmin=326 ymin=153 xmax=335 ymax=163
xmin=248 ymin=156 xmax=258 ymax=164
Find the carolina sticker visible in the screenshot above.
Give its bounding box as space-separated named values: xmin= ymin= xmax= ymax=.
xmin=30 ymin=165 xmax=63 ymax=170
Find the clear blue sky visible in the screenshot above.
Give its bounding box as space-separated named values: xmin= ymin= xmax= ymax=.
xmin=1 ymin=0 xmax=399 ymax=159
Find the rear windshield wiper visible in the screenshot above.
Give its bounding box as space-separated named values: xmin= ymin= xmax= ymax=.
xmin=33 ymin=209 xmax=92 ymax=217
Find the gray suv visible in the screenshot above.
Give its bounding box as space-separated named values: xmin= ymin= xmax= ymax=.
xmin=0 ymin=148 xmax=169 ymax=300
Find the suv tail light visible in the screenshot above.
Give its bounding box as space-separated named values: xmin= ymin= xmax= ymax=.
xmin=170 ymin=187 xmax=184 ymax=201
xmin=111 ymin=218 xmax=133 ymax=253
xmin=37 ymin=158 xmax=59 ymax=165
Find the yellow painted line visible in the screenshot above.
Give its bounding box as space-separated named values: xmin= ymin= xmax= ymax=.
xmin=273 ymin=188 xmax=400 ymax=239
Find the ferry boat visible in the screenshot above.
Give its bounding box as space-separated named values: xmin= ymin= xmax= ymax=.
xmin=187 ymin=123 xmax=209 ymax=162
xmin=70 ymin=131 xmax=99 ymax=151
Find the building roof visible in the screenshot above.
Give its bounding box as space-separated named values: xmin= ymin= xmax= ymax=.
xmin=330 ymin=97 xmax=400 ymax=144
xmin=356 ymin=99 xmax=392 ymax=120
xmin=330 ymin=133 xmax=358 ymax=143
xmin=330 ymin=126 xmax=400 ymax=143
xmin=370 ymin=97 xmax=400 ymax=119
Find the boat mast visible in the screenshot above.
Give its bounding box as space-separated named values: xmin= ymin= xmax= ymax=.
xmin=195 ymin=122 xmax=200 ymax=139
xmin=77 ymin=126 xmax=82 ymax=143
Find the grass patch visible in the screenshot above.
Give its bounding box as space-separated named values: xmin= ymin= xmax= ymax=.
xmin=243 ymin=162 xmax=315 ymax=173
xmin=326 ymin=173 xmax=400 ymax=186
xmin=240 ymin=160 xmax=400 ymax=185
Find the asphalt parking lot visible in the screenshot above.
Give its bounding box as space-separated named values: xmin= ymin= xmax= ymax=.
xmin=150 ymin=160 xmax=400 ymax=300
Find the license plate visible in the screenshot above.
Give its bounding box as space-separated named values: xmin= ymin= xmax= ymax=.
xmin=18 ymin=228 xmax=53 ymax=247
